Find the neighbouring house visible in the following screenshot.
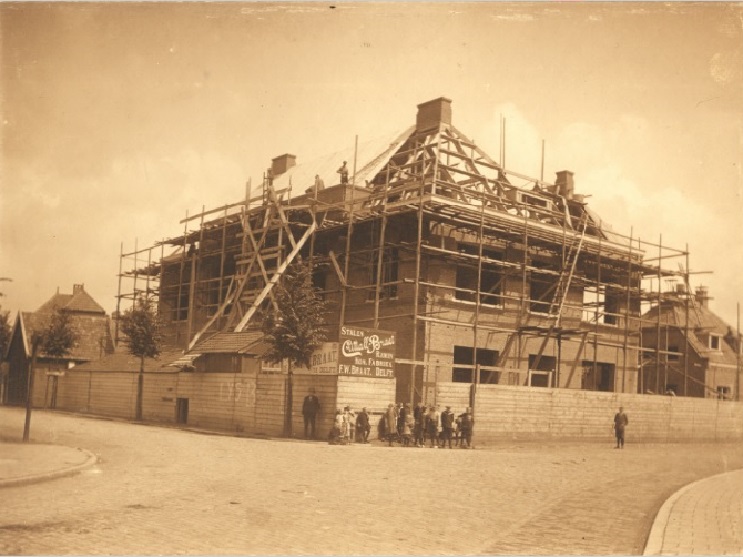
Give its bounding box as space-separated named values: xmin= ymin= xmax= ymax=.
xmin=3 ymin=284 xmax=115 ymax=406
xmin=641 ymin=286 xmax=741 ymax=399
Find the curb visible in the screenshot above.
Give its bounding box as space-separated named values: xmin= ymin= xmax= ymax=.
xmin=0 ymin=447 xmax=99 ymax=489
xmin=642 ymin=469 xmax=742 ymax=555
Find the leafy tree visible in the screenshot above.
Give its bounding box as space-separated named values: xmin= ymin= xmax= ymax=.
xmin=36 ymin=307 xmax=78 ymax=359
xmin=119 ymin=296 xmax=163 ymax=421
xmin=24 ymin=307 xmax=78 ymax=442
xmin=262 ymin=261 xmax=327 ymax=436
xmin=0 ymin=306 xmax=10 ymax=363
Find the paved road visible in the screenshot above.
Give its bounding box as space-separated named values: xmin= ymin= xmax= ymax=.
xmin=1 ymin=407 xmax=742 ymax=555
xmin=644 ymin=469 xmax=743 ymax=556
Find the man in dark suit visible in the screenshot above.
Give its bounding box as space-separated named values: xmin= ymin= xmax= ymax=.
xmin=613 ymin=406 xmax=629 ymax=449
xmin=440 ymin=406 xmax=455 ymax=449
xmin=302 ymin=389 xmax=321 ymax=439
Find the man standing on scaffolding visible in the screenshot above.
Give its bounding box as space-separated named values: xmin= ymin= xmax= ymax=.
xmin=337 ymin=161 xmax=349 ymax=185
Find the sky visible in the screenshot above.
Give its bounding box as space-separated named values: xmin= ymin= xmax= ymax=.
xmin=1 ymin=2 xmax=742 ymax=326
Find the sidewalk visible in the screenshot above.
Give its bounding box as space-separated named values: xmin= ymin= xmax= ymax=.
xmin=0 ymin=441 xmax=98 ymax=488
xmin=644 ymin=468 xmax=743 ymax=555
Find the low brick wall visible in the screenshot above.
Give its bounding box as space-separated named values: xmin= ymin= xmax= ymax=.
xmin=471 ymin=384 xmax=743 ymax=444
xmin=32 ymin=368 xmax=742 ymax=444
xmin=32 ymin=367 xmax=396 ymax=440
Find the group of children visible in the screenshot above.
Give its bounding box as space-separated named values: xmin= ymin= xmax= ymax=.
xmin=329 ymin=405 xmax=371 ymax=445
xmin=328 ymin=403 xmax=473 ymax=448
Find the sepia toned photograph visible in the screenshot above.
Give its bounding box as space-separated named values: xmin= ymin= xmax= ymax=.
xmin=1 ymin=2 xmax=742 ymax=555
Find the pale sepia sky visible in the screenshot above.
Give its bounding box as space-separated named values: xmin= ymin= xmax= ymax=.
xmin=1 ymin=2 xmax=742 ymax=325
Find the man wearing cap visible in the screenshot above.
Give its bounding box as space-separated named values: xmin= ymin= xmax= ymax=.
xmin=458 ymin=408 xmax=473 ymax=448
xmin=413 ymin=403 xmax=426 ymax=447
xmin=613 ymin=406 xmax=629 ymax=449
xmin=440 ymin=406 xmax=455 ymax=449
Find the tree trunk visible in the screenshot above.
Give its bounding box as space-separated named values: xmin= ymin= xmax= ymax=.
xmin=285 ymin=360 xmax=294 ymax=437
xmin=23 ymin=342 xmax=39 ymax=442
xmin=136 ymin=354 xmax=144 ymax=421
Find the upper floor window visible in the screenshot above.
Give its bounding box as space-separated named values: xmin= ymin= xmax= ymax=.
xmin=709 ymin=334 xmax=721 ymax=351
xmin=368 ymin=247 xmax=398 ymax=301
xmin=455 ymin=244 xmax=503 ymax=306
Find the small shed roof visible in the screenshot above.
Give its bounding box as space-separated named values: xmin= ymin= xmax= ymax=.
xmin=71 ymin=347 xmax=185 ymax=373
xmin=190 ymin=331 xmax=264 ymax=355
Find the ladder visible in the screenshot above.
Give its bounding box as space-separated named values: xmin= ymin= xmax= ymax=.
xmin=530 ymin=212 xmax=590 ymax=372
xmin=550 ymin=211 xmax=590 ymax=326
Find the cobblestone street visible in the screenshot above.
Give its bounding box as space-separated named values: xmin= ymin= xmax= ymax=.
xmin=2 ymin=407 xmax=742 ymax=555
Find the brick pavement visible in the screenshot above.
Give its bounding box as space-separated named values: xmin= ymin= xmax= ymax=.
xmin=644 ymin=469 xmax=743 ymax=555
xmin=0 ymin=443 xmax=97 ymax=487
xmin=1 ymin=406 xmax=742 ymax=555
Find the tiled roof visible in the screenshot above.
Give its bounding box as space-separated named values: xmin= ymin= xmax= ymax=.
xmin=37 ymin=294 xmax=73 ymax=313
xmin=71 ymin=347 xmax=184 ymax=373
xmin=36 ymin=287 xmax=105 ymax=314
xmin=191 ymin=331 xmax=264 ymax=354
xmin=17 ymin=310 xmax=114 ymax=362
xmin=65 ymin=290 xmax=105 ymax=314
xmin=642 ymin=298 xmax=739 ymax=366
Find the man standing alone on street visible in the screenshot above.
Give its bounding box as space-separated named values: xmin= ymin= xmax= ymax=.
xmin=613 ymin=406 xmax=629 ymax=449
xmin=303 ymin=388 xmax=320 ymax=439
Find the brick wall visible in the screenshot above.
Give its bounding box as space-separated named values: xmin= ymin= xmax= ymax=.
xmin=470 ymin=384 xmax=743 ymax=444
xmin=36 ymin=365 xmax=742 ymax=445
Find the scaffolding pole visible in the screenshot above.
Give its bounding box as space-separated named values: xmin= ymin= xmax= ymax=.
xmin=410 ymin=133 xmax=427 ymax=404
xmin=622 ymin=227 xmax=633 ymax=393
xmin=684 ymin=244 xmax=690 ymax=396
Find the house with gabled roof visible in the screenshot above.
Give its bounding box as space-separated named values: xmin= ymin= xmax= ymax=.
xmin=3 ymin=284 xmax=114 ymax=406
xmin=641 ymin=286 xmax=741 ymax=399
xmin=29 ymin=97 xmax=742 ymax=443
xmin=119 ymin=97 xmax=687 ymax=406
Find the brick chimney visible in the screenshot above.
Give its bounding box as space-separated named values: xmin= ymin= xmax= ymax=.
xmin=271 ymin=154 xmax=297 ymax=177
xmin=73 ymin=284 xmax=84 ymax=294
xmin=695 ymin=286 xmax=711 ymax=309
xmin=555 ymin=170 xmax=574 ymax=199
xmin=416 ymin=97 xmax=452 ymax=132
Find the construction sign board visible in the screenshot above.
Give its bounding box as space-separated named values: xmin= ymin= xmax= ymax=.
xmin=337 ymin=326 xmax=396 ymax=378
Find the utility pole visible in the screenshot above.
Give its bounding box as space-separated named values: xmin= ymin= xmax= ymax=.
xmin=23 ymin=341 xmax=39 ymax=442
xmin=737 ymin=302 xmax=741 ymax=402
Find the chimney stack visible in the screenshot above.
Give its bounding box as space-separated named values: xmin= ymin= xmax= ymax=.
xmin=416 ymin=97 xmax=452 ymax=132
xmin=73 ymin=284 xmax=84 ymax=294
xmin=555 ymin=170 xmax=574 ymax=199
xmin=695 ymin=286 xmax=711 ymax=309
xmin=271 ymin=154 xmax=297 ymax=177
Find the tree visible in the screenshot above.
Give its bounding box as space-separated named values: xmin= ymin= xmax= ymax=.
xmin=0 ymin=306 xmax=10 ymax=364
xmin=24 ymin=307 xmax=77 ymax=442
xmin=119 ymin=296 xmax=163 ymax=421
xmin=262 ymin=261 xmax=327 ymax=437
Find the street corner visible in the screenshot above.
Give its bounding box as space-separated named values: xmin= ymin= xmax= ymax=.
xmin=0 ymin=442 xmax=98 ymax=488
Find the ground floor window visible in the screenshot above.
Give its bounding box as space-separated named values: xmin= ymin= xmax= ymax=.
xmin=527 ymin=354 xmax=555 ymax=387
xmin=717 ymin=385 xmax=732 ymax=400
xmin=581 ymin=361 xmax=615 ymax=392
xmin=453 ymin=346 xmax=500 ymax=383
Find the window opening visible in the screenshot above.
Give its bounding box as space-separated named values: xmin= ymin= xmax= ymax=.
xmin=453 ymin=346 xmax=500 ymax=383
xmin=455 ymin=244 xmax=503 ymax=306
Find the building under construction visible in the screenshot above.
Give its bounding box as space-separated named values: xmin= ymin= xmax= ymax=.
xmin=119 ymin=97 xmax=701 ymax=404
